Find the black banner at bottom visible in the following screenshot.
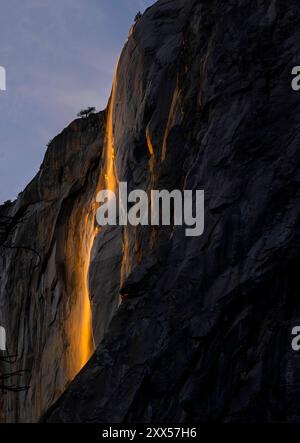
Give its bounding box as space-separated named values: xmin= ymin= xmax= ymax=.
xmin=0 ymin=424 xmax=299 ymax=440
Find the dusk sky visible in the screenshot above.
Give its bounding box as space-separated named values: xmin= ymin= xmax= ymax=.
xmin=0 ymin=0 xmax=155 ymax=203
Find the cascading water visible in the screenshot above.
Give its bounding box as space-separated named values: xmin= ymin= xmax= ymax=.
xmin=71 ymin=62 xmax=119 ymax=375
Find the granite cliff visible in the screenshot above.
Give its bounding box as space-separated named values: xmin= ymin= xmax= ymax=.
xmin=1 ymin=0 xmax=300 ymax=423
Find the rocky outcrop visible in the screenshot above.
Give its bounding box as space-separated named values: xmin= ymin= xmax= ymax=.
xmin=0 ymin=113 xmax=106 ymax=422
xmin=2 ymin=0 xmax=300 ymax=423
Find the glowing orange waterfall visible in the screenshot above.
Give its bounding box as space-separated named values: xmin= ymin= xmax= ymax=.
xmin=66 ymin=205 xmax=95 ymax=377
xmin=78 ymin=212 xmax=97 ymax=370
xmin=103 ymin=64 xmax=118 ymax=194
xmin=103 ymin=63 xmax=131 ymax=293
xmin=80 ymin=64 xmax=117 ymax=369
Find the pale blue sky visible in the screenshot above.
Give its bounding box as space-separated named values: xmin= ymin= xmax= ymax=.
xmin=0 ymin=0 xmax=155 ymax=203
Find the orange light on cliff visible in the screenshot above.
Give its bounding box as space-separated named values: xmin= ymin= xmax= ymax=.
xmin=146 ymin=126 xmax=155 ymax=157
xmin=103 ymin=65 xmax=118 ymax=194
xmin=75 ymin=63 xmax=119 ymax=373
xmin=66 ymin=208 xmax=96 ymax=377
xmin=79 ymin=213 xmax=97 ymax=370
xmin=104 ymin=63 xmax=132 ymax=290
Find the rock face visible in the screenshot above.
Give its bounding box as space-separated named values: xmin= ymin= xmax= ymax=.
xmin=2 ymin=0 xmax=300 ymax=423
xmin=0 ymin=113 xmax=106 ymax=422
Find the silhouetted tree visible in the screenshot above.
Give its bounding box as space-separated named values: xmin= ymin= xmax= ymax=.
xmin=134 ymin=11 xmax=142 ymax=22
xmin=77 ymin=106 xmax=96 ymax=119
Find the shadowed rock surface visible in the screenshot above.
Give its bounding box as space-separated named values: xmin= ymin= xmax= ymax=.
xmin=2 ymin=0 xmax=300 ymax=423
xmin=44 ymin=0 xmax=300 ymax=423
xmin=0 ymin=113 xmax=106 ymax=421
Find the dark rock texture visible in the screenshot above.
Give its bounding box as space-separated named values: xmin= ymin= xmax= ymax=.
xmin=3 ymin=0 xmax=300 ymax=423
xmin=44 ymin=0 xmax=300 ymax=423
